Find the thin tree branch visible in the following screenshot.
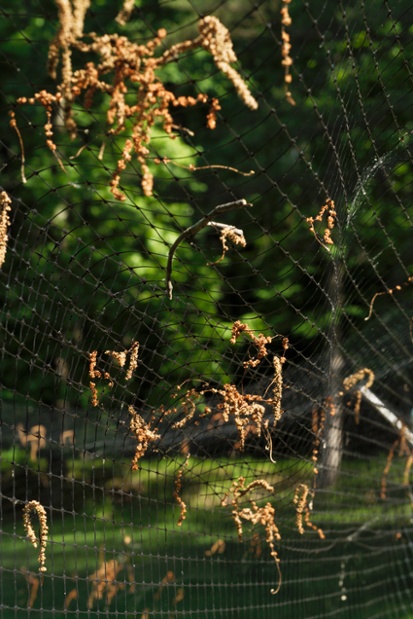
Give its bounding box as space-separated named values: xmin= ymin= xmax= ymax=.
xmin=207 ymin=221 xmax=245 ymax=236
xmin=166 ymin=199 xmax=252 ymax=299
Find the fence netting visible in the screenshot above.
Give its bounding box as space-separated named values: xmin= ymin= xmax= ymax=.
xmin=1 ymin=0 xmax=413 ymax=617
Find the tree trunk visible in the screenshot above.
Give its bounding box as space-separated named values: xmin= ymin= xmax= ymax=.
xmin=318 ymin=258 xmax=345 ymax=488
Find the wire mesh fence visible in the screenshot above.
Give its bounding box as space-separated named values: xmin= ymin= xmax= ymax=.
xmin=1 ymin=0 xmax=413 ymax=617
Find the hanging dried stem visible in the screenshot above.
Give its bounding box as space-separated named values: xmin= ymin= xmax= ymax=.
xmin=293 ymin=484 xmax=306 ymax=535
xmin=115 ymin=0 xmax=136 ymax=25
xmin=87 ymin=559 xmax=124 ymax=609
xmin=15 ymin=7 xmax=258 ymax=199
xmin=174 ymin=455 xmax=190 ymax=526
xmin=230 ymin=320 xmax=273 ymax=368
xmin=210 ymin=384 xmax=268 ymax=451
xmin=264 ymin=426 xmax=277 ymax=464
xmin=233 ymin=478 xmax=274 ymax=501
xmin=168 ymin=333 xmax=287 ymax=450
xmin=14 ymin=92 xmax=66 ymax=173
xmin=88 ymin=349 xmax=114 ymax=406
xmin=381 ymin=425 xmax=412 ymax=500
xmin=170 ymin=386 xmax=199 ymax=430
xmin=166 ymin=199 xmax=251 ymax=299
xmin=22 ymin=501 xmax=49 ymax=572
xmin=247 ymin=532 xmax=262 ymax=559
xmin=225 ymin=477 xmax=281 ymax=594
xmin=207 ymin=223 xmax=247 ymax=266
xmin=231 ymin=323 xmax=288 ymax=426
xmin=104 ymin=349 xmax=127 ymax=368
xmin=125 ymin=340 xmax=139 ymax=380
xmin=0 ymin=190 xmax=12 ymax=268
xmin=153 ymin=570 xmax=175 ymax=601
xmin=173 ymin=587 xmax=185 ymax=605
xmin=64 ymin=588 xmax=78 ymax=609
xmin=272 ymin=356 xmax=284 ymax=425
xmin=205 ymin=538 xmax=226 ymax=556
xmin=381 ymin=437 xmax=399 ymax=500
xmin=168 ymin=383 xmax=267 ymax=451
xmin=306 ymin=198 xmax=337 ymax=250
xmin=273 ymin=357 xmax=283 ymax=425
xmin=47 ymin=0 xmax=91 ymax=92
xmin=365 ymin=275 xmax=413 ymax=321
xmin=128 ymin=406 xmax=160 ymax=470
xmin=280 ymin=0 xmax=295 ymax=105
xmin=341 ymin=368 xmax=374 ymax=395
xmin=197 ymin=17 xmax=258 ymax=110
xmin=403 ymin=453 xmax=413 ymax=488
xmin=340 ymin=368 xmax=374 ymax=425
xmin=105 ymin=340 xmax=139 ymax=381
xmin=20 ymin=568 xmax=40 ymax=609
xmin=89 ymin=342 xmax=138 ymax=406
xmin=9 ymin=112 xmax=27 ymax=183
xmin=16 ymin=424 xmax=47 ymax=462
xmin=311 ymin=406 xmax=326 ymax=478
xmin=293 ymin=484 xmax=325 ymax=539
xmin=270 ymin=337 xmax=289 ymax=425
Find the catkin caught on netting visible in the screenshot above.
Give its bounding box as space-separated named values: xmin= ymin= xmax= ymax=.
xmin=12 ymin=4 xmax=258 ymax=199
xmin=0 ymin=190 xmax=12 ymax=268
xmin=22 ymin=501 xmax=49 ymax=573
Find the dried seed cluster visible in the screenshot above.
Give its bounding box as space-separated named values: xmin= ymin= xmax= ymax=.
xmin=230 ymin=320 xmax=272 ymax=366
xmin=169 ymin=387 xmax=200 ymax=430
xmin=381 ymin=425 xmax=413 ymax=500
xmin=340 ymin=368 xmax=374 ymax=424
xmin=13 ymin=2 xmax=257 ymax=199
xmin=20 ymin=568 xmax=40 ymax=609
xmin=16 ymin=423 xmax=47 ymax=462
xmin=207 ymin=224 xmax=247 ymax=266
xmin=105 ymin=340 xmax=139 ymax=381
xmin=153 ymin=570 xmax=175 ymax=602
xmin=306 ymin=198 xmax=337 ymax=250
xmin=115 ymin=0 xmax=135 ymax=26
xmin=129 ymin=405 xmax=160 ymax=470
xmin=167 ymin=323 xmax=288 ymax=450
xmin=0 ymin=190 xmax=12 ymax=268
xmin=211 ymin=384 xmax=268 ymax=451
xmin=293 ymin=483 xmax=325 ymax=539
xmin=224 ymin=477 xmax=282 ymax=594
xmin=89 ymin=349 xmax=113 ymax=407
xmin=281 ymin=0 xmax=295 ymax=105
xmin=272 ymin=356 xmax=284 ymax=425
xmin=311 ymin=407 xmax=326 ymax=477
xmin=22 ymin=501 xmax=49 ymax=572
xmin=89 ymin=341 xmax=139 ymax=406
xmin=174 ymin=454 xmax=190 ymax=526
xmin=87 ymin=559 xmax=124 ymax=609
xmin=205 ymin=538 xmax=226 ymax=556
xmin=199 ymin=16 xmax=258 ymax=111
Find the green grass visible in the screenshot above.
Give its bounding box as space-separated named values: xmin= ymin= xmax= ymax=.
xmin=1 ymin=451 xmax=413 ymax=617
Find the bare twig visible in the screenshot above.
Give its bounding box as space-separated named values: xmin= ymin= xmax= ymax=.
xmin=165 ymin=199 xmax=252 ymax=299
